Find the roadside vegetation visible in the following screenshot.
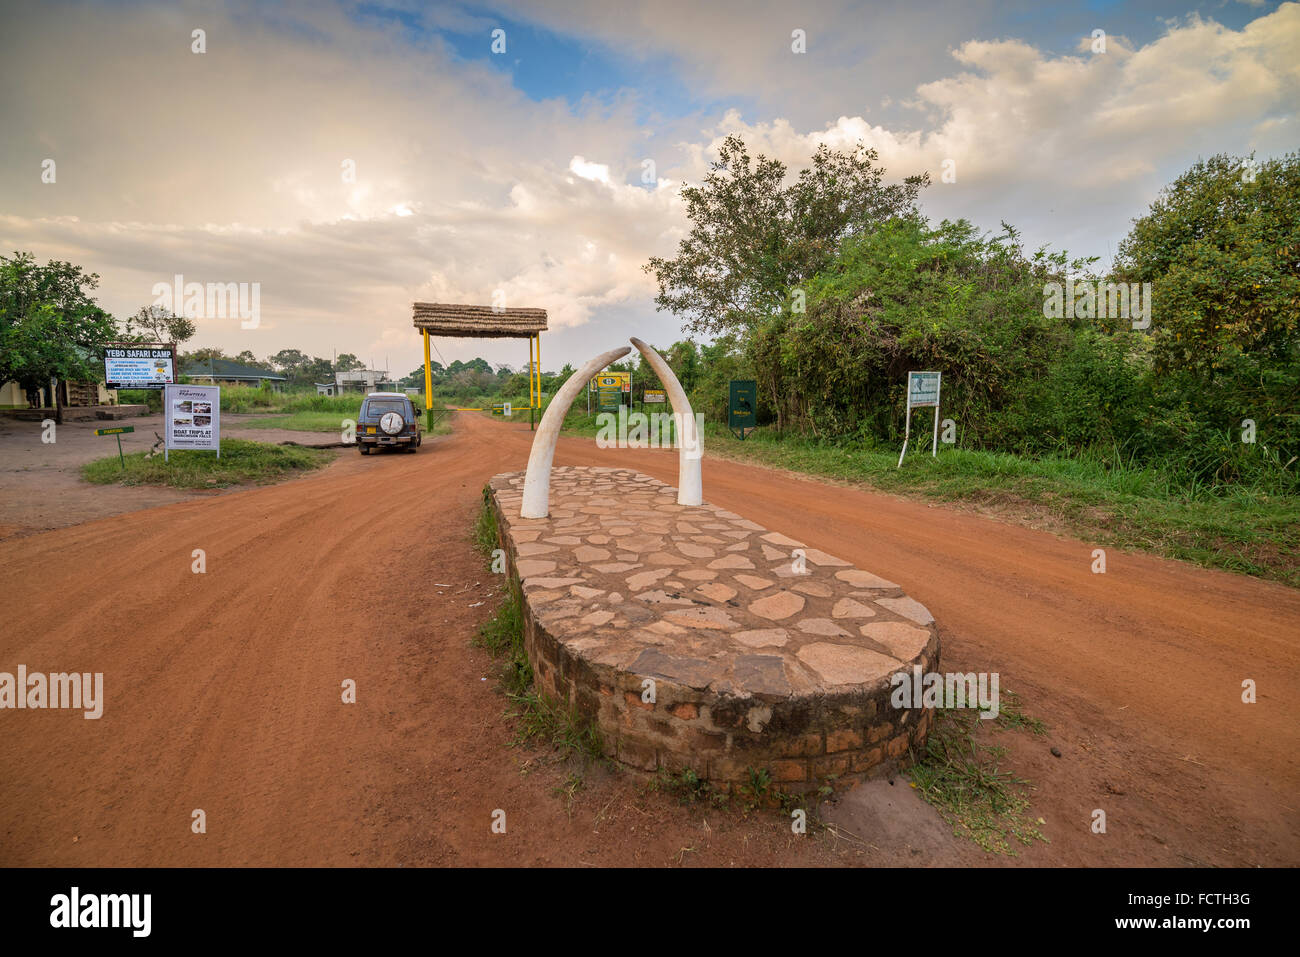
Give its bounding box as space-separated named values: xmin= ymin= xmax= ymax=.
xmin=552 ymin=143 xmax=1298 ymax=587
xmin=472 ymin=492 xmax=606 ymax=773
xmin=81 ymin=438 xmax=332 ymax=489
xmin=906 ymin=689 xmax=1051 ymax=856
xmin=558 ymin=413 xmax=1299 ymax=586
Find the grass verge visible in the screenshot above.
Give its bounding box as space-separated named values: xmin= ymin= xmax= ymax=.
xmin=81 ymin=438 xmax=332 ymax=489
xmin=235 ymin=410 xmax=453 ymax=436
xmin=561 ymin=411 xmax=1299 ymax=587
xmin=235 ymin=411 xmax=356 ymax=432
xmin=472 ymin=489 xmax=606 ymax=771
xmin=905 ymin=690 xmax=1050 ymax=855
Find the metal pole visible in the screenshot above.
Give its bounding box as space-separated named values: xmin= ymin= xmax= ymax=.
xmin=897 ymin=404 xmax=911 ymax=468
xmin=532 ymin=333 xmax=540 ymax=431
xmin=116 ymin=434 xmax=125 ymax=469
xmin=423 ymin=329 xmax=433 ymax=432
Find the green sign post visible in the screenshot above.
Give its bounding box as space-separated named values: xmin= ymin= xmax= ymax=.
xmin=728 ymin=380 xmax=757 ymax=440
xmin=94 ymin=425 xmax=135 ymax=469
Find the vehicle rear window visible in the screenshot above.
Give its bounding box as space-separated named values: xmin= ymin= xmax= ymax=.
xmin=364 ymin=400 xmax=406 ymax=417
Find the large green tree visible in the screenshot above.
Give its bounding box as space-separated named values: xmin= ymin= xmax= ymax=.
xmin=1115 ymin=151 xmax=1299 ymax=473
xmin=123 ymin=304 xmax=195 ymax=347
xmin=0 ymin=252 xmax=119 ymax=421
xmin=644 ymin=135 xmax=928 ymax=338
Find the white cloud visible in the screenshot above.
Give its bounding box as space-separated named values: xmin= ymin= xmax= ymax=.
xmin=1 ymin=1 xmax=1296 ymax=376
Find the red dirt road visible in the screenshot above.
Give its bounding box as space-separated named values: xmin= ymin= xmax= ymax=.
xmin=1 ymin=413 xmax=1296 ymax=866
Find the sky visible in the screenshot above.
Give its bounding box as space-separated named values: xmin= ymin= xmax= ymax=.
xmin=1 ymin=0 xmax=1297 ymax=377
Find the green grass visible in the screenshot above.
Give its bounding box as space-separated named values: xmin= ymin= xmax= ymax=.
xmin=233 ymin=409 xmax=452 ymax=436
xmin=472 ymin=491 xmax=606 ymax=767
xmin=235 ymin=411 xmax=356 ymax=433
xmin=906 ymin=697 xmax=1050 ymax=856
xmin=561 ymin=410 xmax=1300 ymax=587
xmin=81 ymin=438 xmax=333 ymax=489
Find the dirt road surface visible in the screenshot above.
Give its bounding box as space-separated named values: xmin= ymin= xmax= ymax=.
xmin=2 ymin=413 xmax=1296 ymax=866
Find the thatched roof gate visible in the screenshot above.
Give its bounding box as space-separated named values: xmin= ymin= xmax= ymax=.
xmin=412 ymin=302 xmax=547 ymax=338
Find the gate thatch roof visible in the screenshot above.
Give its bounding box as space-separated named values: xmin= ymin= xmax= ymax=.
xmin=412 ymin=302 xmax=548 ymax=339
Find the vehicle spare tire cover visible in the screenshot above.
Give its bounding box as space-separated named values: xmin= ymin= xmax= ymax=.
xmin=380 ymin=412 xmax=403 ymax=435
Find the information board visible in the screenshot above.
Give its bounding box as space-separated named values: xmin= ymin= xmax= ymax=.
xmin=104 ymin=345 xmax=175 ymax=390
xmin=165 ymin=384 xmax=220 ymax=457
xmin=728 ymin=379 xmax=757 ymax=439
xmin=908 ymin=371 xmax=941 ymax=408
xmin=590 ymin=372 xmax=630 ymax=393
xmin=898 ymin=371 xmax=941 ymax=466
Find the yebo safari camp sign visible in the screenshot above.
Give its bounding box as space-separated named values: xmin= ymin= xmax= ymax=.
xmin=897 ymin=371 xmax=941 ymax=467
xmin=164 ymin=384 xmax=220 ymax=460
xmin=103 ymin=344 xmax=175 ymax=390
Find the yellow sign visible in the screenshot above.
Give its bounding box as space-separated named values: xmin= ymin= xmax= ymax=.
xmin=590 ymin=372 xmax=630 ymax=393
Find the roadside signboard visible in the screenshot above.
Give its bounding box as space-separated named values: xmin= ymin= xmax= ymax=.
xmin=104 ymin=344 xmax=176 ymax=390
xmin=729 ymin=379 xmax=757 ymax=439
xmin=908 ymin=371 xmax=941 ymax=408
xmin=590 ymin=372 xmax=630 ymax=392
xmin=643 ymin=388 xmax=666 ymax=405
xmin=164 ymin=383 xmax=220 ymax=460
xmin=591 ymin=372 xmax=628 ymax=414
xmin=94 ymin=425 xmax=135 ymax=469
xmin=898 ymin=371 xmax=942 ymax=467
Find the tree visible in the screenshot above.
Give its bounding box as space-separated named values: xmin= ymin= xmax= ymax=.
xmin=269 ymin=349 xmax=308 ymax=375
xmin=0 ymin=252 xmax=119 ymax=422
xmin=233 ymin=350 xmax=270 ymax=370
xmin=334 ymin=353 xmax=365 ymax=372
xmin=186 ymin=346 xmax=227 ymax=363
xmin=1114 ymin=151 xmax=1299 ymax=471
xmin=124 ymin=304 xmax=195 ymax=346
xmin=399 ymin=364 xmax=436 ymax=389
xmin=644 ymin=135 xmax=928 ymax=338
xmin=301 ymin=357 xmax=334 ymax=384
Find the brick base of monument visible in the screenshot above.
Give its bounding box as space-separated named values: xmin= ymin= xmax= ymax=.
xmin=489 ymin=466 xmax=940 ymax=791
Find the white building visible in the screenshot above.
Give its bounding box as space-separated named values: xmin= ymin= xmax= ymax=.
xmin=334 ymin=369 xmax=393 ymax=392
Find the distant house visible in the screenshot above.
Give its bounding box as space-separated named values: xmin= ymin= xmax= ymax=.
xmin=181 ymin=359 xmax=288 ymax=390
xmin=315 ymin=382 xmax=338 ymax=396
xmin=335 ymin=369 xmax=395 ymax=393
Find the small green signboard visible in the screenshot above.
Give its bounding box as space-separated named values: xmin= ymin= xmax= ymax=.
xmin=728 ymin=380 xmax=757 ymax=439
xmin=94 ymin=425 xmax=135 ymax=468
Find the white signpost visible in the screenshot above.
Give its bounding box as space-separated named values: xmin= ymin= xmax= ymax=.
xmin=898 ymin=371 xmax=941 ymax=467
xmin=164 ymin=384 xmax=221 ymax=461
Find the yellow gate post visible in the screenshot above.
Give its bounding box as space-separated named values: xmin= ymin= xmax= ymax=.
xmin=423 ymin=329 xmax=434 ymax=431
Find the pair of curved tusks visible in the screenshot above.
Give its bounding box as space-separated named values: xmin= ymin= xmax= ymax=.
xmin=519 ymin=337 xmax=702 ymax=518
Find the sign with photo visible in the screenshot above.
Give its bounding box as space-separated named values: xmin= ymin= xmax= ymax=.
xmin=165 ymin=384 xmax=220 ymax=455
xmin=104 ymin=344 xmax=176 ymax=390
xmin=907 ymin=371 xmax=942 ymax=408
xmin=898 ymin=371 xmax=942 ymax=467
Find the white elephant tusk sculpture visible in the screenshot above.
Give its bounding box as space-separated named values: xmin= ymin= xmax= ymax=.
xmin=629 ymin=337 xmax=702 ymax=507
xmin=519 ymin=339 xmax=703 ymax=517
xmin=520 ymin=345 xmax=632 ymax=518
